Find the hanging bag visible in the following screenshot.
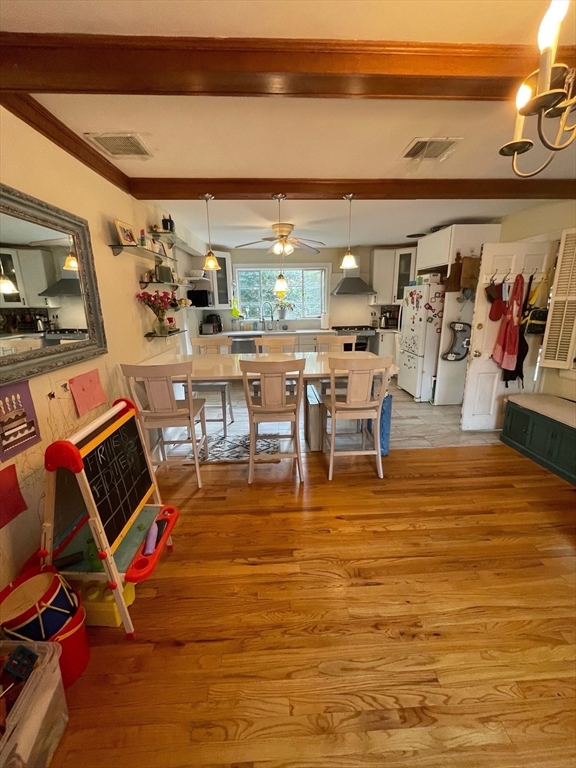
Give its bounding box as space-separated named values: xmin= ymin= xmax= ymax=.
xmin=525 ymin=307 xmax=548 ymax=335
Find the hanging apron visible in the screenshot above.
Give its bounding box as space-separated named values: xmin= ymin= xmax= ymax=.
xmin=493 ymin=273 xmax=525 ymax=372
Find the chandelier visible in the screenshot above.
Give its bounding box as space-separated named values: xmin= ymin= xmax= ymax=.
xmin=499 ymin=0 xmax=575 ymax=177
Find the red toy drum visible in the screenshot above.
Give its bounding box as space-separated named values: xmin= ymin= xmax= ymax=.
xmin=53 ymin=603 xmax=90 ymax=688
xmin=0 ymin=566 xmax=78 ymax=642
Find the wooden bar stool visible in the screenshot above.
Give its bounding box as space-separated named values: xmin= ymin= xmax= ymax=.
xmin=190 ymin=337 xmax=235 ymax=437
xmin=253 ymin=336 xmax=297 ymax=396
xmin=240 ymin=357 xmax=305 ymax=484
xmin=316 ymin=335 xmax=357 ymax=394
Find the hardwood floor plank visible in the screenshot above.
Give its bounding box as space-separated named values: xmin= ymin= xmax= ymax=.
xmin=50 ymin=446 xmax=576 ymax=768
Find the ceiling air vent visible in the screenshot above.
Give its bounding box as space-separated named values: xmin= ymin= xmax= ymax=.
xmin=84 ymin=132 xmax=153 ymax=158
xmin=402 ymin=137 xmax=462 ymax=161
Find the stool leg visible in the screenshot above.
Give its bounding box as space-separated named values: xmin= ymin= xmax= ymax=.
xmin=221 ymin=388 xmax=227 ymax=437
xmin=294 ymin=419 xmax=303 ymax=482
xmin=248 ymin=422 xmax=256 ymax=484
xmin=227 ymin=384 xmax=234 ymax=423
xmin=190 ymin=416 xmax=202 ymax=489
xmin=328 ymin=414 xmax=336 ymax=481
xmin=200 ymin=406 xmax=209 ymax=460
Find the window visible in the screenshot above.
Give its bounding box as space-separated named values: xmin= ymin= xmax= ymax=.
xmin=236 ymin=267 xmax=328 ymax=320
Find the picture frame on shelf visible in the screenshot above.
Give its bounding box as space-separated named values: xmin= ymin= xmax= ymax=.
xmin=152 ymin=239 xmax=167 ymax=258
xmin=114 ymin=219 xmax=138 ymax=246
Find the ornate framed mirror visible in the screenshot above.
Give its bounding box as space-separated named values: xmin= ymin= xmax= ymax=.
xmin=0 ymin=183 xmax=107 ymax=383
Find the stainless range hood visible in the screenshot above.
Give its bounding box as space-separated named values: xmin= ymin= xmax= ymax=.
xmin=39 ymin=279 xmax=82 ymax=297
xmin=331 ymin=276 xmax=376 ymax=296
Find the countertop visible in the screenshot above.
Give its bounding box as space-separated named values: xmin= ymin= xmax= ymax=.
xmin=217 ymin=329 xmax=337 ymax=337
xmin=0 ymin=332 xmax=45 ymax=339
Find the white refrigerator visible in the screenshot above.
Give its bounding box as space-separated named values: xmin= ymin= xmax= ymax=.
xmin=397 ymin=284 xmax=445 ymax=401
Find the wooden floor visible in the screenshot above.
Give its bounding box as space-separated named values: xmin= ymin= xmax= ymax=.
xmin=52 ymin=445 xmax=576 ymax=768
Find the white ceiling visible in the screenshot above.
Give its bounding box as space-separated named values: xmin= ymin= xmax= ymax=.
xmin=2 ymin=0 xmax=575 ymax=45
xmin=0 ymin=213 xmax=67 ymax=245
xmin=161 ymin=198 xmax=547 ymax=249
xmin=33 ymin=94 xmax=576 ymax=180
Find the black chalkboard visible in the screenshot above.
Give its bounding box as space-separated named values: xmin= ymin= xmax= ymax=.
xmin=53 ymin=414 xmax=153 ymax=550
xmin=82 ymin=415 xmax=153 ymax=547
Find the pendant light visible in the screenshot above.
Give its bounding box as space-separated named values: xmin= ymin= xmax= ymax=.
xmin=200 ymin=194 xmax=221 ymax=271
xmin=273 ymin=194 xmax=289 ymax=295
xmin=0 ymin=260 xmax=17 ymax=294
xmin=63 ymin=236 xmax=79 ymax=271
xmin=340 ymin=194 xmax=358 ymax=270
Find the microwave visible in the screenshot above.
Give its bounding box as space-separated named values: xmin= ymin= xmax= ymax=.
xmin=187 ymin=289 xmax=212 ymax=308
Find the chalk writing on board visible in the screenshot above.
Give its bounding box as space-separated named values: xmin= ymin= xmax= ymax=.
xmin=81 ymin=416 xmax=153 ymax=546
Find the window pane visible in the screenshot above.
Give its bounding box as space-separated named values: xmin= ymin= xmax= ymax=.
xmin=237 ymin=267 xmax=326 ymax=321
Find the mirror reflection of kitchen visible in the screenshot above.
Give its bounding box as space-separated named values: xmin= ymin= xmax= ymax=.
xmin=0 ymin=212 xmax=88 ymax=357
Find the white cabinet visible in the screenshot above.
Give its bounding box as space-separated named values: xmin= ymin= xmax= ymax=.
xmin=370 ymin=248 xmax=416 ymax=305
xmin=416 ymin=224 xmax=502 ymax=273
xmin=18 ymin=250 xmax=59 ymax=308
xmin=372 ymin=331 xmax=399 ymax=367
xmin=392 ymin=248 xmax=417 ymax=304
xmin=0 ymin=249 xmax=27 ymax=308
xmin=208 ymin=251 xmax=232 ymax=309
xmin=298 ymin=333 xmax=320 ymax=352
xmin=0 ymin=249 xmax=59 ymax=309
xmin=369 ymin=249 xmax=395 ymax=305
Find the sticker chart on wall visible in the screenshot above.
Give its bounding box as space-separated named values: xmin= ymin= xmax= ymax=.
xmin=41 ymin=399 xmax=179 ymax=638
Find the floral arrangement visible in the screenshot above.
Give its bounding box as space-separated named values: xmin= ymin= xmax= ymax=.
xmin=274 ymin=297 xmax=295 ymax=311
xmin=136 ymin=290 xmax=176 ymax=320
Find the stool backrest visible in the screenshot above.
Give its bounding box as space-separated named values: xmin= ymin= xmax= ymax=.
xmin=257 ymin=336 xmax=296 ymax=354
xmin=240 ymin=357 xmax=305 ymax=412
xmin=327 ymin=356 xmax=393 ymax=411
xmin=190 ymin=337 xmax=233 ymax=355
xmin=316 ymin=335 xmax=357 ymax=353
xmin=121 ymin=362 xmax=193 ymax=416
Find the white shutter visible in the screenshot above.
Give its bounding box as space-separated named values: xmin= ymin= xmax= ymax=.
xmin=541 ymin=228 xmax=576 ymax=370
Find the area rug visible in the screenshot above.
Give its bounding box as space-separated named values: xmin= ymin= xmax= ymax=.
xmin=199 ymin=434 xmax=280 ymax=463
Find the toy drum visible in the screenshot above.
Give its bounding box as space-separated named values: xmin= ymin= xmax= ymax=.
xmin=0 ymin=566 xmax=78 ymax=642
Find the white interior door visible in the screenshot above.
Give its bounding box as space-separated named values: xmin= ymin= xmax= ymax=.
xmin=461 ymin=241 xmax=556 ymax=431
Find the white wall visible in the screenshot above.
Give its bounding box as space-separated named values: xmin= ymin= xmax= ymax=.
xmin=500 ymin=199 xmax=576 ymax=402
xmin=0 ymin=108 xmax=204 ymax=585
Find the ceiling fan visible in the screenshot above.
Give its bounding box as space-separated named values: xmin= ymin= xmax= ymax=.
xmin=236 ymin=194 xmax=325 ymax=255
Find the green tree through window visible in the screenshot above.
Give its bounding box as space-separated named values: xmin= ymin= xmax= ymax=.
xmin=237 ymin=268 xmax=326 ymax=320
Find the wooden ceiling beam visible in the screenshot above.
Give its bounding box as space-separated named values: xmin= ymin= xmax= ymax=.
xmin=129 ymin=177 xmax=575 ymax=200
xmin=2 ymin=33 xmax=575 ymax=100
xmin=0 ymin=93 xmax=130 ymax=193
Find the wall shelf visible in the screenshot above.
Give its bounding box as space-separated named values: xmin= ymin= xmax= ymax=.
xmin=138 ymin=281 xmax=181 ymax=290
xmin=149 ymin=231 xmax=198 ymax=258
xmin=109 ymin=244 xmax=163 ymax=264
xmin=144 ymin=328 xmax=185 ymax=340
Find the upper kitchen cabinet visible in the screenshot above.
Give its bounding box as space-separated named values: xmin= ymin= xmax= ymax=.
xmin=18 ymin=249 xmax=59 ymax=307
xmin=0 ymin=249 xmax=27 ymax=308
xmin=208 ymin=251 xmax=233 ymax=309
xmin=416 ymin=224 xmax=502 ymax=272
xmin=370 ymin=247 xmax=416 ymax=305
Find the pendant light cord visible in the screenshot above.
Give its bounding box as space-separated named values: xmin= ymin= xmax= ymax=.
xmin=205 ymin=197 xmax=212 ymax=251
xmin=348 ymin=196 xmax=352 ymax=252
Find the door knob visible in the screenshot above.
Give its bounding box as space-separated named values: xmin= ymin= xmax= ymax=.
xmin=473 ymin=350 xmax=482 ymax=358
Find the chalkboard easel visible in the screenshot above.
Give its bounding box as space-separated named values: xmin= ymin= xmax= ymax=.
xmin=41 ymin=398 xmax=179 ymax=638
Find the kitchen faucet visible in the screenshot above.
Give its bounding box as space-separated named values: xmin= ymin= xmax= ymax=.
xmin=260 ymin=301 xmax=274 ymax=329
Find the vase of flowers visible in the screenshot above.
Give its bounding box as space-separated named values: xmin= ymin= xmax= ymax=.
xmin=274 ymin=297 xmax=295 ymax=320
xmin=136 ymin=290 xmax=175 ymax=336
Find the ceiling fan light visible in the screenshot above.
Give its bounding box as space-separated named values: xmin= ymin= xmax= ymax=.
xmin=63 ymin=252 xmax=79 ymax=271
xmin=274 ymin=273 xmax=288 ymax=294
xmin=272 ymin=241 xmax=284 ymax=256
xmin=340 ymin=251 xmax=358 ymax=270
xmin=203 ymin=250 xmax=221 ymax=271
xmin=0 ymin=274 xmax=17 ymax=294
xmin=283 ymin=242 xmax=294 ymax=255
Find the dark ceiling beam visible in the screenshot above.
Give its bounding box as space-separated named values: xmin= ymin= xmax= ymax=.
xmin=0 ymin=93 xmax=130 ymax=193
xmin=129 ymin=177 xmax=576 ymax=200
xmin=2 ymin=33 xmax=575 ymax=100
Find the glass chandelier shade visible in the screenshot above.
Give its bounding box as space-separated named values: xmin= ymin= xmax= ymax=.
xmin=0 ymin=261 xmax=16 ymax=294
xmin=63 ymin=252 xmax=79 ymax=271
xmin=273 ymin=273 xmax=288 ymax=294
xmin=340 ymin=194 xmax=358 ymax=270
xmin=200 ymin=194 xmax=221 ymax=271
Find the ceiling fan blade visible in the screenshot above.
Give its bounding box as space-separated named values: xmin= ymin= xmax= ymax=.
xmin=262 ymin=237 xmax=279 ymax=242
xmin=294 ymin=241 xmax=320 ymax=254
xmin=295 ymin=237 xmax=326 ymax=246
xmin=235 ymin=240 xmax=266 ymax=248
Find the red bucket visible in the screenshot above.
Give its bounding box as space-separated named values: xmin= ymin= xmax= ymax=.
xmin=52 ymin=603 xmax=90 ymax=688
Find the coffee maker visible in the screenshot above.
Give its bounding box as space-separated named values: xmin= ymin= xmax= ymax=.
xmin=201 ymin=313 xmax=222 ymax=334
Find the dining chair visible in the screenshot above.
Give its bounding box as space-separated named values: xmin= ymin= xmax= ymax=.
xmin=240 ymin=357 xmax=306 ymax=484
xmin=189 ymin=337 xmax=235 ymax=437
xmin=120 ymin=362 xmax=208 ymax=488
xmin=120 ymin=363 xmax=209 ymax=488
xmin=316 ymin=335 xmax=358 ymax=394
xmin=321 ymin=355 xmax=393 ymax=481
xmin=253 ymin=336 xmax=298 ymax=396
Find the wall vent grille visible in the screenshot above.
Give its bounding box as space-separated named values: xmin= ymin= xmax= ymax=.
xmin=84 ymin=133 xmax=153 ymax=157
xmin=403 ymin=137 xmax=462 ymax=160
